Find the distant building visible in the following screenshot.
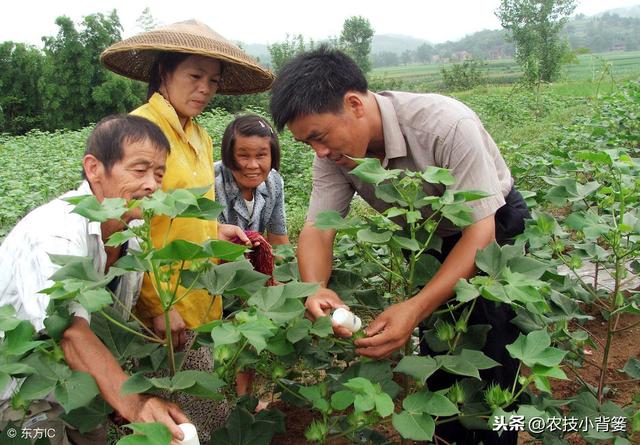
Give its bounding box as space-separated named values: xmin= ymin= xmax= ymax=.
xmin=453 ymin=51 xmax=472 ymax=61
xmin=609 ymin=43 xmax=626 ymax=51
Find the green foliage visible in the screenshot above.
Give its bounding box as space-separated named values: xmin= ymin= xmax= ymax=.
xmin=496 ymin=0 xmax=577 ymax=83
xmin=340 ymin=16 xmax=375 ymax=74
xmin=441 ymin=59 xmax=488 ymax=91
xmin=0 ymin=42 xmax=45 ymax=133
xmin=267 ymin=34 xmax=312 ymax=74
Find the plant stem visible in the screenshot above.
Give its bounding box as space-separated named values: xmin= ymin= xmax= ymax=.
xmin=612 ymin=319 xmax=640 ymax=333
xmin=164 ymin=309 xmax=176 ymax=376
xmin=98 ymin=310 xmax=163 ymax=343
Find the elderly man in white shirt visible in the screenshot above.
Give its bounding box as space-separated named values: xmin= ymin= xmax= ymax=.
xmin=0 ymin=115 xmax=189 ymax=444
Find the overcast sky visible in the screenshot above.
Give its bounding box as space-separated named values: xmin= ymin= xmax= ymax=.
xmin=1 ymin=0 xmax=638 ymax=48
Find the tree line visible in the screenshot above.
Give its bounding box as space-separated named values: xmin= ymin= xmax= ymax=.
xmin=0 ymin=11 xmax=146 ymax=134
xmin=371 ymin=7 xmax=640 ymax=69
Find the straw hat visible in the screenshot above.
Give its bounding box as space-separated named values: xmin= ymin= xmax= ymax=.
xmin=100 ymin=20 xmax=274 ymax=95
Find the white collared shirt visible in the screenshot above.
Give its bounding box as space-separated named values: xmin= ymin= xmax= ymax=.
xmin=0 ymin=181 xmax=142 ymax=402
xmin=0 ymin=180 xmax=142 ymax=331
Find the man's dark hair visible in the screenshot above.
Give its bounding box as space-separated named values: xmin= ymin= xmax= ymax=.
xmin=270 ymin=46 xmax=368 ymax=131
xmin=83 ymin=115 xmax=170 ymax=178
xmin=221 ymin=114 xmax=281 ymax=171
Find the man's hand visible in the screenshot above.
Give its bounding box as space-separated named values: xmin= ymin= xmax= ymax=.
xmin=125 ymin=395 xmax=190 ymax=444
xmin=218 ymin=223 xmax=259 ymax=247
xmin=152 ymin=308 xmax=187 ymax=350
xmin=354 ymin=299 xmax=422 ymax=359
xmin=305 ymin=288 xmax=352 ymax=337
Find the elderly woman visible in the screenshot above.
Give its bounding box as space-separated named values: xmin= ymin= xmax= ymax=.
xmin=101 ymin=20 xmax=274 ymax=441
xmin=215 ymin=114 xmax=290 ymax=246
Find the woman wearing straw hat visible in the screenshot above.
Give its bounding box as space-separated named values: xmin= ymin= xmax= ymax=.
xmin=101 ymin=20 xmax=274 ymax=441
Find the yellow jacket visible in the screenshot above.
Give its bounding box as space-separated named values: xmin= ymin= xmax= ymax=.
xmin=131 ymin=93 xmax=221 ymax=328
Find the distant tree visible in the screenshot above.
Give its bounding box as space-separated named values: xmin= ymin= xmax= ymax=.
xmin=441 ymin=59 xmax=487 ymax=91
xmin=414 ymin=43 xmax=434 ymax=63
xmin=496 ymin=0 xmax=576 ymax=83
xmin=400 ymin=49 xmax=413 ymax=65
xmin=339 ymin=16 xmax=374 ymax=73
xmin=39 ymin=11 xmax=143 ymax=130
xmin=136 ymin=7 xmax=160 ymax=32
xmin=268 ymin=34 xmax=311 ymax=73
xmin=372 ymin=51 xmax=400 ymax=68
xmin=0 ymin=42 xmax=45 ymax=133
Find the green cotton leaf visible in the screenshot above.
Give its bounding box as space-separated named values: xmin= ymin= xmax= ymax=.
xmin=390 ymin=235 xmax=420 ymax=251
xmin=413 ymin=254 xmax=442 ymax=287
xmin=386 ymin=207 xmax=407 ymax=219
xmin=114 ymin=252 xmax=148 ymax=273
xmin=474 ymin=241 xmax=503 ymax=276
xmin=350 ymin=157 xmax=402 ymax=185
xmin=331 ymin=390 xmax=355 ymax=410
xmin=69 ymin=195 xmax=128 ymax=222
xmin=0 ymin=363 xmax=35 ymax=376
xmin=224 ymin=268 xmax=272 ymax=299
xmin=273 ymin=261 xmax=300 ymax=283
xmin=0 ymin=305 xmax=21 ymax=332
xmin=286 ymin=318 xmax=312 ymax=343
xmin=54 ymin=371 xmax=100 ymax=412
xmin=117 ymin=422 xmax=172 ymax=445
xmin=1 ymin=320 xmax=43 ymax=356
xmin=356 ymin=228 xmax=392 ymax=244
xmin=211 ymin=323 xmax=242 ymax=346
xmin=105 ymin=229 xmax=137 ymax=247
xmin=76 ymin=288 xmax=112 ymax=313
xmin=180 ymin=372 xmax=225 ymax=400
xmin=327 ymin=268 xmax=366 ymax=302
xmin=376 ymin=183 xmax=408 ymax=206
xmin=48 ymin=255 xmax=104 ymax=282
xmin=18 ymin=372 xmax=58 ymax=401
xmin=394 ymin=356 xmax=440 ymax=384
xmin=354 ymin=393 xmax=376 ymax=412
xmin=299 ymin=385 xmax=330 ymax=413
xmin=182 ymin=260 xmax=258 ymax=296
xmin=239 ymin=319 xmax=275 ymax=353
xmin=454 ymin=279 xmax=480 ymax=303
xmin=440 ymin=203 xmax=474 ymax=227
xmin=459 ymin=349 xmax=500 ymax=370
xmin=343 ymin=377 xmax=376 ymax=394
xmin=621 ymin=357 xmax=640 ymax=379
xmin=403 ymin=391 xmax=459 ymax=417
xmin=435 ymin=354 xmax=481 ymax=379
xmin=314 ymin=211 xmax=352 ymax=230
xmin=178 ymin=196 xmax=225 ymax=220
xmin=120 ymin=373 xmax=153 ymax=395
xmin=248 ymin=287 xmax=307 ymax=324
xmin=374 ymin=392 xmax=395 ymax=417
xmin=61 ymin=397 xmax=113 ymax=434
xmin=507 ymin=256 xmax=548 ymax=279
xmin=266 ymin=331 xmax=295 ymax=356
xmin=202 ymin=239 xmax=249 ymax=261
xmin=392 ymin=411 xmax=435 ymax=441
xmin=421 ymin=166 xmax=455 ymax=186
xmin=573 ymin=150 xmax=613 ymax=165
xmin=152 ymin=240 xmax=209 ymax=261
xmin=310 ymin=316 xmax=333 ymax=337
xmin=451 ymin=190 xmax=492 ymax=202
xmin=506 ymin=330 xmax=567 ymax=368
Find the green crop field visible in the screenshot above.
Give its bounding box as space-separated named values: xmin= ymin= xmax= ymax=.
xmin=370 ymin=50 xmax=640 ymax=89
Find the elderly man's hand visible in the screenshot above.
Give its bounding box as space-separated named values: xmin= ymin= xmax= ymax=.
xmin=354 ymin=299 xmax=422 ymax=360
xmin=152 ymin=308 xmax=187 ymax=350
xmin=128 ymin=395 xmax=190 ymax=444
xmin=305 ymin=288 xmax=352 ymax=338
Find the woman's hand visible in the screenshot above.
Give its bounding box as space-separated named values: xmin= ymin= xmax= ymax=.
xmin=218 ymin=223 xmax=259 ymax=247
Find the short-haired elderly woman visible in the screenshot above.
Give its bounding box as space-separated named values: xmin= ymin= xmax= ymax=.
xmin=215 ymin=114 xmax=289 ymax=246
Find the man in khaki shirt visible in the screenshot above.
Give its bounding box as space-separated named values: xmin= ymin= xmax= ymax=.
xmin=270 ymin=47 xmax=529 ymax=445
